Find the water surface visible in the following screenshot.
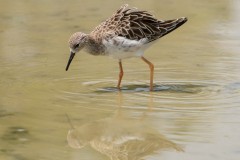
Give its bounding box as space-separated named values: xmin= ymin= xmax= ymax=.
xmin=0 ymin=0 xmax=240 ymax=160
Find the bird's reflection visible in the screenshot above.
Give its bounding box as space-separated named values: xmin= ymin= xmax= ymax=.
xmin=66 ymin=92 xmax=183 ymax=160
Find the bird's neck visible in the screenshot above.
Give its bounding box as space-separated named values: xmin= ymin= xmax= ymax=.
xmin=83 ymin=36 xmax=106 ymax=55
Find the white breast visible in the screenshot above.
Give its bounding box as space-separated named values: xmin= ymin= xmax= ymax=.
xmin=102 ymin=36 xmax=150 ymax=59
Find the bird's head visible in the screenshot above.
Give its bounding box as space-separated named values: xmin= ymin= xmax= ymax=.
xmin=66 ymin=32 xmax=87 ymax=71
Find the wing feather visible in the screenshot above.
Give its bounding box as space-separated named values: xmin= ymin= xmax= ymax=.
xmin=91 ymin=4 xmax=187 ymax=43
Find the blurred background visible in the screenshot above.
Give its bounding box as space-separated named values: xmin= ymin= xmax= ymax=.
xmin=0 ymin=0 xmax=240 ymax=160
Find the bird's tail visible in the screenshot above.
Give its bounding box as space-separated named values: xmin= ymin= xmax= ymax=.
xmin=159 ymin=17 xmax=188 ymax=37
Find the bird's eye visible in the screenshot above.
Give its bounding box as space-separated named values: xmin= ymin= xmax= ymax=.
xmin=74 ymin=44 xmax=79 ymax=49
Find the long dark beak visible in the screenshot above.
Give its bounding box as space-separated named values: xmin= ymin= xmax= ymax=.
xmin=66 ymin=52 xmax=75 ymax=71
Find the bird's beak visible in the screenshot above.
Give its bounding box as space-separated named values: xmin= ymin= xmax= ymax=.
xmin=66 ymin=51 xmax=75 ymax=71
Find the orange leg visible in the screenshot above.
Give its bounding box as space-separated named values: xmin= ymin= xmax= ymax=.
xmin=117 ymin=60 xmax=124 ymax=89
xmin=141 ymin=56 xmax=154 ymax=91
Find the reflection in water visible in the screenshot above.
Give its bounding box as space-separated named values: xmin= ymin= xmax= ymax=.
xmin=67 ymin=117 xmax=183 ymax=160
xmin=67 ymin=93 xmax=183 ymax=160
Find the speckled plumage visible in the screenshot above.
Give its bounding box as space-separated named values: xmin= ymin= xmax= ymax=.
xmin=91 ymin=4 xmax=186 ymax=43
xmin=66 ymin=4 xmax=188 ymax=91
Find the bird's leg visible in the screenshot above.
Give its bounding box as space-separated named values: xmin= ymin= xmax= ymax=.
xmin=141 ymin=56 xmax=154 ymax=91
xmin=117 ymin=60 xmax=124 ymax=90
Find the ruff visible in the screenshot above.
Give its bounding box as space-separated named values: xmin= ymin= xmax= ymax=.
xmin=66 ymin=4 xmax=188 ymax=91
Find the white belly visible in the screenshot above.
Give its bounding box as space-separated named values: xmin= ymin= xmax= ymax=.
xmin=102 ymin=36 xmax=151 ymax=59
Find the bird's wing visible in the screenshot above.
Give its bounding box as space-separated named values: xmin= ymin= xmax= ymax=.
xmin=91 ymin=4 xmax=187 ymax=43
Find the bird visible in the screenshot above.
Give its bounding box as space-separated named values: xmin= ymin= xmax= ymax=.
xmin=66 ymin=4 xmax=187 ymax=91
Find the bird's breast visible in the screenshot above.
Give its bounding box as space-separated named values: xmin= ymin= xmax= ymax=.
xmin=102 ymin=36 xmax=148 ymax=59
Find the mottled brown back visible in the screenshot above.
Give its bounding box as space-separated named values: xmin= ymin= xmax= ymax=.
xmin=90 ymin=4 xmax=187 ymax=43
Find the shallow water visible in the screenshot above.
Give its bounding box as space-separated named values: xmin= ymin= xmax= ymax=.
xmin=0 ymin=0 xmax=240 ymax=160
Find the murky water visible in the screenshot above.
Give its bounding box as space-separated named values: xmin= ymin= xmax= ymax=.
xmin=1 ymin=0 xmax=240 ymax=160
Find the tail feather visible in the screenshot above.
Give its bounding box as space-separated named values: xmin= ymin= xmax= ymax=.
xmin=159 ymin=17 xmax=188 ymax=37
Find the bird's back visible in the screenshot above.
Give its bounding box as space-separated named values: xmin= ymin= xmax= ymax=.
xmin=90 ymin=4 xmax=187 ymax=43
